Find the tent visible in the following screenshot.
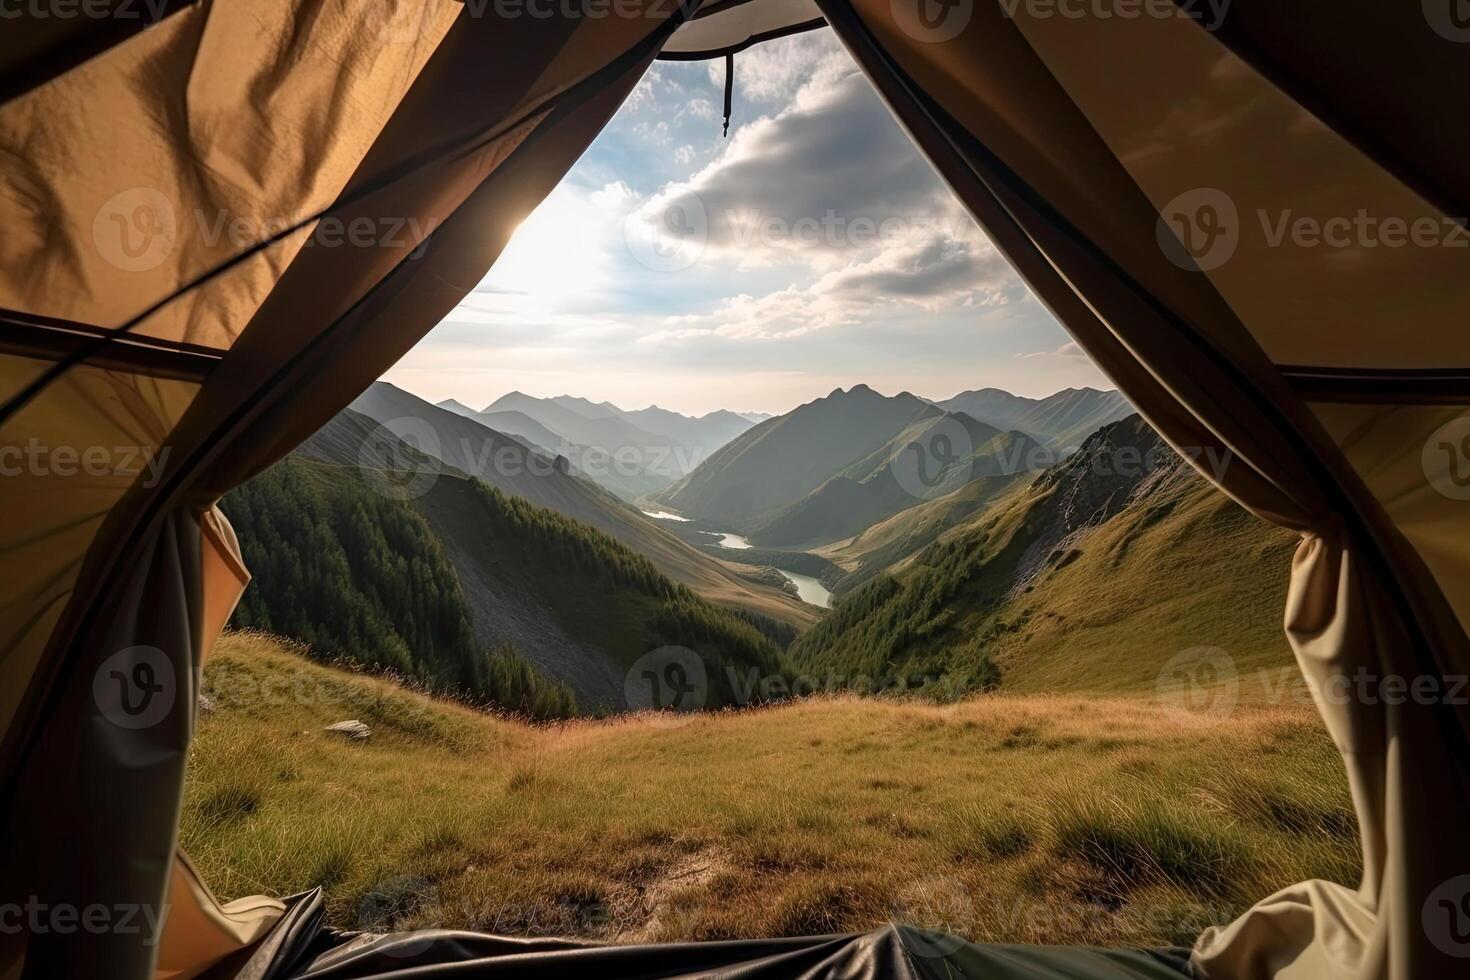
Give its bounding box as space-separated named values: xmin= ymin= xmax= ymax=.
xmin=2 ymin=1 xmax=1467 ymax=976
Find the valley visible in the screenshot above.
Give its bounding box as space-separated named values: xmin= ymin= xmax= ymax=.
xmin=203 ymin=378 xmax=1329 ymax=952
xmin=224 ymin=379 xmax=1295 ymax=717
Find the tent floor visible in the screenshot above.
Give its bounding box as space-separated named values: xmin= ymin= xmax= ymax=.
xmin=208 ymin=889 xmax=1194 ymax=979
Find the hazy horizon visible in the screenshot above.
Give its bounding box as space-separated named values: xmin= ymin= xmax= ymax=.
xmin=405 ymin=379 xmax=1122 ymax=422
xmin=383 ymin=29 xmax=1111 ymax=418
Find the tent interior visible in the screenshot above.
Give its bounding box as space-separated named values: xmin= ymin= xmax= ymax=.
xmin=2 ymin=1 xmax=1468 ymax=978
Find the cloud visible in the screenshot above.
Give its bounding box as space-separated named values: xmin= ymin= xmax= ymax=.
xmin=1018 ymin=340 xmax=1087 ymax=360
xmin=650 ymin=61 xmax=964 ymax=266
xmin=642 ymin=234 xmax=1015 ymax=344
xmin=620 ymin=42 xmax=1015 ymax=345
xmin=711 ymin=30 xmax=845 ymax=103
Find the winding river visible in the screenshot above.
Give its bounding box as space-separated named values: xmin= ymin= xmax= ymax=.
xmin=641 ymin=514 xmax=830 ymax=608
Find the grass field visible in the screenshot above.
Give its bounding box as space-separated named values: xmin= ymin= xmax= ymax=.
xmin=183 ymin=632 xmax=1359 ymax=950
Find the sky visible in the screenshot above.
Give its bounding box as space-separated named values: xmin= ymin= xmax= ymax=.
xmin=382 ymin=30 xmax=1111 ymax=417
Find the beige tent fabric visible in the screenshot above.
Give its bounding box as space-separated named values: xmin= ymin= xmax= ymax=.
xmin=663 ymin=0 xmax=824 ymax=56
xmin=0 ymin=0 xmax=459 ymax=350
xmin=1002 ymin=10 xmax=1470 ymax=371
xmin=817 ymin=1 xmax=1470 ymax=977
xmin=9 ymin=508 xmax=211 ymax=978
xmin=154 ymin=852 xmax=285 ymax=980
xmin=0 ymin=355 xmax=199 ymax=736
xmin=1312 ymin=403 xmax=1470 ymax=638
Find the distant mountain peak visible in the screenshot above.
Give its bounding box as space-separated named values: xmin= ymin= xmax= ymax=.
xmin=436 ymin=398 xmax=479 ymax=419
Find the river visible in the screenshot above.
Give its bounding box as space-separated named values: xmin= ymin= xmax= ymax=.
xmin=640 ymin=513 xmax=831 ymax=608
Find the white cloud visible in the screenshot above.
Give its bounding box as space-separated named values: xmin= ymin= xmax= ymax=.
xmin=1018 ymin=340 xmax=1087 ymax=360
xmin=711 ymin=30 xmax=845 ymax=103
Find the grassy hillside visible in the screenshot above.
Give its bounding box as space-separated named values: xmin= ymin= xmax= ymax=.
xmin=225 ymin=457 xmax=790 ymax=712
xmin=221 ymin=461 xmax=577 ymax=719
xmin=817 ymin=472 xmax=1034 ymax=597
xmin=745 ymin=423 xmax=1040 ymax=549
xmin=411 ymin=471 xmax=790 ymax=709
xmin=183 ymin=634 xmax=1357 ymax=949
xmin=791 ymin=417 xmax=1298 ymax=699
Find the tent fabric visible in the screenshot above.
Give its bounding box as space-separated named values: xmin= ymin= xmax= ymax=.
xmin=155 ymin=852 xmax=285 ymax=980
xmin=812 ymin=2 xmax=1470 ymax=978
xmin=199 ymin=888 xmax=1193 ymax=980
xmin=1 ymin=1 xmax=1468 ymax=978
xmin=660 ymin=0 xmax=825 ymax=59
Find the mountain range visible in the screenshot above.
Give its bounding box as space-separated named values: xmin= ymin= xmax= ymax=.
xmin=652 ymin=385 xmax=1045 ymax=548
xmin=226 ymin=377 xmax=1293 ymax=714
xmin=312 ymin=383 xmax=816 ymax=630
xmin=432 ymin=392 xmax=764 ymax=502
xmin=934 ymin=387 xmax=1132 ymax=451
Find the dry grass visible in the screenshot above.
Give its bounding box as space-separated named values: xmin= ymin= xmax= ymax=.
xmin=183 ymin=632 xmax=1359 ymax=949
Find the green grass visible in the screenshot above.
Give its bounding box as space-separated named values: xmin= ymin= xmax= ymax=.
xmin=991 ymin=480 xmax=1298 ymax=697
xmin=183 ymin=633 xmax=1359 ymax=949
